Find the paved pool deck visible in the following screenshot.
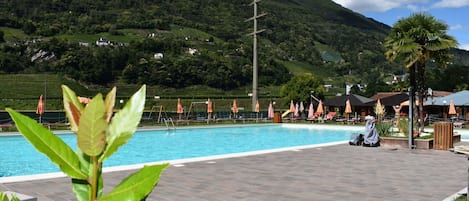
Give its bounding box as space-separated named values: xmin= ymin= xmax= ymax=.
xmin=1 ymin=140 xmax=468 ymax=201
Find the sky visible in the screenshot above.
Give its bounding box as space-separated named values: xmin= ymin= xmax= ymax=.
xmin=331 ymin=0 xmax=469 ymax=51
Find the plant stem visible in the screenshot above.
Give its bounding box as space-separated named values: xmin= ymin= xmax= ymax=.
xmin=91 ymin=156 xmax=98 ymax=201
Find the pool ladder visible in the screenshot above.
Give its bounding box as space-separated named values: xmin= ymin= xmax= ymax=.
xmin=163 ymin=117 xmax=175 ymax=130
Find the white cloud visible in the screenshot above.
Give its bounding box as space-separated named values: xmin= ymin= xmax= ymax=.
xmin=332 ymin=0 xmax=430 ymax=12
xmin=406 ymin=4 xmax=428 ymax=11
xmin=460 ymin=44 xmax=469 ymax=51
xmin=450 ymin=24 xmax=464 ymax=30
xmin=433 ymin=0 xmax=469 ymax=8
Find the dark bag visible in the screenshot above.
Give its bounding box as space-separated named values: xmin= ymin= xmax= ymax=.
xmin=349 ymin=133 xmax=364 ymax=146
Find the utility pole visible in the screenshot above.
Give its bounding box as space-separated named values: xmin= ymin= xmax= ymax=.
xmin=246 ymin=0 xmax=266 ymax=112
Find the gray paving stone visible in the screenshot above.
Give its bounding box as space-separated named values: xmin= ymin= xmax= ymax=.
xmin=1 ymin=143 xmax=468 ymax=201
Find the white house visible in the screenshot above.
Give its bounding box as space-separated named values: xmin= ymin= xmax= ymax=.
xmin=188 ymin=48 xmax=198 ymax=55
xmin=96 ymin=37 xmax=111 ymax=46
xmin=154 ymin=53 xmax=164 ymax=59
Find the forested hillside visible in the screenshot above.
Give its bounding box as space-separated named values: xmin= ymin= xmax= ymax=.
xmin=0 ymin=0 xmax=467 ymax=93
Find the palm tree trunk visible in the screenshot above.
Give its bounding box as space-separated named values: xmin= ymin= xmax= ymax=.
xmin=417 ymin=63 xmax=426 ymax=134
xmin=409 ymin=64 xmax=416 ymax=148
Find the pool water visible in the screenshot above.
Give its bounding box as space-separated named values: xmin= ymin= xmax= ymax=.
xmin=0 ymin=124 xmax=362 ymax=177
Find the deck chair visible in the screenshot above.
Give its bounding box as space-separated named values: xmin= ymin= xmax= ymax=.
xmin=324 ymin=112 xmax=336 ymax=121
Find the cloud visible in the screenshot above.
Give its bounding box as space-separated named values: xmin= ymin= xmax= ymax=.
xmin=432 ymin=0 xmax=469 ymax=8
xmin=332 ymin=0 xmax=430 ymax=12
xmin=460 ymin=44 xmax=469 ymax=51
xmin=450 ymin=24 xmax=464 ymax=30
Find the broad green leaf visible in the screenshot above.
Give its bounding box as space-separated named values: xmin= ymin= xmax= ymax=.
xmin=100 ymin=85 xmax=146 ymax=162
xmin=0 ymin=192 xmax=8 ymax=201
xmin=0 ymin=193 xmax=20 ymax=201
xmin=6 ymin=108 xmax=87 ymax=179
xmin=77 ymin=94 xmax=107 ymax=156
xmin=62 ymin=85 xmax=84 ymax=132
xmin=72 ymin=178 xmax=92 ymax=201
xmin=72 ymin=149 xmax=104 ymax=201
xmin=100 ymin=164 xmax=169 ymax=201
xmin=104 ymin=87 xmax=116 ymax=122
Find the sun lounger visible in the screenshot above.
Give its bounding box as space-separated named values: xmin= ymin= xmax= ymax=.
xmin=0 ymin=123 xmax=14 ymax=131
xmin=453 ymin=121 xmax=466 ymax=128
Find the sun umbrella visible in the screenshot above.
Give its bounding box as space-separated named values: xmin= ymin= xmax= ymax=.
xmin=255 ymin=99 xmax=260 ymax=113
xmin=316 ymin=100 xmax=324 ymax=115
xmin=36 ymin=95 xmax=44 ymax=123
xmin=345 ymin=99 xmax=352 ymax=114
xmin=299 ymin=101 xmax=305 ymax=117
xmin=308 ymin=102 xmax=315 ymax=119
xmin=294 ymin=103 xmax=299 ymax=117
xmin=207 ymin=98 xmax=213 ymax=113
xmin=255 ymin=99 xmax=260 ymax=121
xmin=177 ymin=98 xmax=184 ymax=120
xmin=232 ymin=99 xmax=238 ymax=118
xmin=207 ymin=98 xmax=213 ymax=124
xmin=289 ymin=100 xmax=295 ymax=113
xmin=449 ymin=100 xmax=456 ymax=115
xmin=268 ymin=102 xmax=274 ymax=118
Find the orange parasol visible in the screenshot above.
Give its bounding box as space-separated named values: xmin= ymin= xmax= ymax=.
xmin=232 ymin=99 xmax=238 ymax=114
xmin=36 ymin=95 xmax=44 ymax=123
xmin=177 ymin=98 xmax=183 ymax=114
xmin=316 ymin=100 xmax=324 ymax=115
xmin=36 ymin=95 xmax=44 ymax=115
xmin=345 ymin=99 xmax=352 ymax=114
xmin=255 ymin=100 xmax=260 ymax=113
xmin=176 ymin=98 xmax=183 ymax=120
xmin=289 ymin=100 xmax=295 ymax=113
xmin=449 ymin=100 xmax=456 ymax=115
xmin=207 ymin=98 xmax=213 ymax=113
xmin=207 ymin=98 xmax=213 ymax=124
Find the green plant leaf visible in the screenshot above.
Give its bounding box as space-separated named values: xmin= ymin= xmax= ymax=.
xmin=72 ymin=179 xmax=91 ymax=201
xmin=62 ymin=85 xmax=84 ymax=132
xmin=100 ymin=85 xmax=146 ymax=162
xmin=100 ymin=164 xmax=169 ymax=201
xmin=104 ymin=87 xmax=116 ymax=122
xmin=72 ymin=149 xmax=104 ymax=201
xmin=6 ymin=108 xmax=87 ymax=179
xmin=77 ymin=94 xmax=107 ymax=156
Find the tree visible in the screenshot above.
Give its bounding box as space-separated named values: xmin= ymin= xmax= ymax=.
xmin=280 ymin=73 xmax=325 ymax=107
xmin=0 ymin=30 xmax=4 ymax=43
xmin=384 ymin=13 xmax=457 ymax=137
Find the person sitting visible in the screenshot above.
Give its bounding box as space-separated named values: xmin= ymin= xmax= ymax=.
xmin=363 ymin=115 xmax=380 ymax=147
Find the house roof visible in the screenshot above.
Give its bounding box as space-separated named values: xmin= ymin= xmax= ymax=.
xmin=370 ymin=92 xmax=404 ymax=100
xmin=425 ymin=90 xmax=469 ymax=106
xmin=432 ymin=90 xmax=453 ymax=97
xmin=323 ymin=94 xmax=374 ymax=107
xmin=373 ymin=93 xmax=409 ymax=106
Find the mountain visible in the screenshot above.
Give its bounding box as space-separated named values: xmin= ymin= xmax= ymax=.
xmin=0 ymin=0 xmax=467 ymax=93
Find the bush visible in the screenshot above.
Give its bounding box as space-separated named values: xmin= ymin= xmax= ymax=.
xmin=398 ymin=117 xmax=409 ymax=137
xmin=376 ymin=121 xmax=392 ymax=136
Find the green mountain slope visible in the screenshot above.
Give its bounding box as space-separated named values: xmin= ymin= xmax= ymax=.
xmin=0 ymin=0 xmax=467 ymax=93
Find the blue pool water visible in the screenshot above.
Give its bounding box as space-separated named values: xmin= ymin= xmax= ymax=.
xmin=0 ymin=124 xmax=362 ymax=177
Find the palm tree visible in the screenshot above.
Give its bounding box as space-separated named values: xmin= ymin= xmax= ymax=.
xmin=384 ymin=13 xmax=457 ymax=141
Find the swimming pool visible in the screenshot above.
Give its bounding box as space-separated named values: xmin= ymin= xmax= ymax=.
xmin=0 ymin=124 xmax=363 ymax=178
